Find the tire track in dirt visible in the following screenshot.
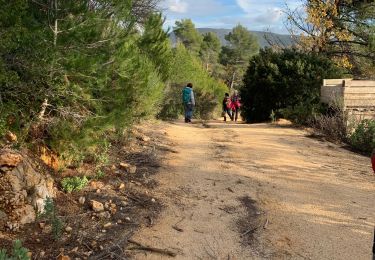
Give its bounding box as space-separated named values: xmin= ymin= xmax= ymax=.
xmin=130 ymin=121 xmax=375 ymax=260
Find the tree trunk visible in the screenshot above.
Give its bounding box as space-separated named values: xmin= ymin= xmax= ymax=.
xmin=230 ymin=71 xmax=236 ymax=89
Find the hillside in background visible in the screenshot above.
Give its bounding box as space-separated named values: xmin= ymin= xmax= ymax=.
xmin=169 ymin=28 xmax=296 ymax=48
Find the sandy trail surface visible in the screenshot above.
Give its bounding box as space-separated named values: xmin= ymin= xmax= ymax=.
xmin=131 ymin=121 xmax=375 ymax=259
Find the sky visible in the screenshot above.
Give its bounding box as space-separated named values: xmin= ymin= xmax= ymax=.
xmin=160 ymin=0 xmax=303 ymax=34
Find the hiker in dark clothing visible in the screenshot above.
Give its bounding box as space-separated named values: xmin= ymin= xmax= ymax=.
xmin=182 ymin=83 xmax=195 ymax=123
xmin=222 ymin=93 xmax=233 ymax=122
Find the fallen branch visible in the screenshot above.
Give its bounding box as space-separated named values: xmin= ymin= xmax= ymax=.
xmin=241 ymin=226 xmax=258 ymax=237
xmin=128 ymin=239 xmax=177 ymax=257
xmin=172 ymin=225 xmax=183 ymax=232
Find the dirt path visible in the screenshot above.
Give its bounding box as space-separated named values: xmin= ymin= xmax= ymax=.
xmin=131 ymin=121 xmax=375 ymax=259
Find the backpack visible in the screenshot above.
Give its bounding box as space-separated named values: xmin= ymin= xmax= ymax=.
xmin=182 ymin=87 xmax=191 ymax=104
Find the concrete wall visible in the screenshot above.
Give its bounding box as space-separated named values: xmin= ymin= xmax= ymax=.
xmin=321 ymin=79 xmax=375 ymax=121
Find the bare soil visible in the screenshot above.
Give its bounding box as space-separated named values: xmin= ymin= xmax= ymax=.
xmin=131 ymin=120 xmax=375 ymax=260
xmin=1 ymin=120 xmax=374 ymax=260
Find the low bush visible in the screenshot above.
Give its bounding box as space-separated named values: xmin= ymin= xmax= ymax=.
xmin=61 ymin=176 xmax=89 ymax=193
xmin=0 ymin=240 xmax=29 ymax=260
xmin=349 ymin=119 xmax=375 ymax=153
xmin=39 ymin=197 xmax=63 ymax=240
xmin=310 ymin=105 xmax=348 ymax=142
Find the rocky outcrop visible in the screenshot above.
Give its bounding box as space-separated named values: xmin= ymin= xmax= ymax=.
xmin=0 ymin=149 xmax=55 ymax=231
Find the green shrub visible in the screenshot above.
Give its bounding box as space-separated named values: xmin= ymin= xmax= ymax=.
xmin=158 ymin=44 xmax=227 ymax=120
xmin=349 ymin=119 xmax=375 ymax=153
xmin=311 ymin=106 xmax=348 ymax=142
xmin=61 ymin=176 xmax=88 ymax=193
xmin=94 ymin=170 xmax=106 ymax=180
xmin=279 ymin=103 xmax=324 ymax=125
xmin=0 ymin=240 xmax=29 ymax=260
xmin=241 ymin=48 xmax=346 ymax=123
xmin=39 ymin=197 xmax=63 ymax=240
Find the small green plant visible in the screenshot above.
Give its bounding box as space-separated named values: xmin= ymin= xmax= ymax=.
xmin=40 ymin=197 xmax=63 ymax=240
xmin=61 ymin=176 xmax=89 ymax=193
xmin=94 ymin=170 xmax=105 ymax=180
xmin=269 ymin=110 xmax=276 ymax=123
xmin=0 ymin=240 xmax=30 ymax=260
xmin=349 ymin=119 xmax=375 ymax=153
xmin=94 ymin=141 xmax=111 ymax=165
xmin=0 ymin=118 xmax=6 ymax=138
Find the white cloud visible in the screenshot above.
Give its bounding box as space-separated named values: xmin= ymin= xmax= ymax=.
xmin=236 ymin=0 xmax=252 ymax=14
xmin=164 ymin=0 xmax=188 ymax=13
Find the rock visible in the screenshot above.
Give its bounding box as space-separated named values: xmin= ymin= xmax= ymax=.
xmin=57 ymin=255 xmax=71 ymax=260
xmin=15 ymin=205 xmax=36 ymax=225
xmin=119 ymin=162 xmax=137 ymax=174
xmin=96 ymin=189 xmax=101 ymax=193
xmin=125 ymin=217 xmax=131 ymax=222
xmin=78 ymin=196 xmax=85 ymax=205
xmin=40 ymin=251 xmax=45 ymax=257
xmin=90 ymin=181 xmax=104 ymax=189
xmin=103 ymin=222 xmax=112 ymax=228
xmin=0 ymin=150 xmax=22 ymax=167
xmin=90 ymin=200 xmax=104 ymax=212
xmin=0 ymin=149 xmax=56 ymax=231
xmin=119 ymin=183 xmax=125 ymax=190
xmin=96 ymin=211 xmax=110 ymax=219
xmin=151 ymin=198 xmax=156 ymax=203
xmin=4 ymin=131 xmax=17 ymax=143
xmin=119 ymin=162 xmax=130 ymax=169
xmin=65 ymin=226 xmax=73 ymax=232
xmin=140 ymin=135 xmax=150 ymax=142
xmin=128 ymin=165 xmax=137 ymax=174
xmin=0 ymin=210 xmax=7 ymax=220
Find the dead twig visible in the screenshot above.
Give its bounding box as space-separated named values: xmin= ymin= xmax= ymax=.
xmin=227 ymin=187 xmax=234 ymax=193
xmin=263 ymin=218 xmax=269 ymax=229
xmin=241 ymin=226 xmax=258 ymax=237
xmin=172 ymin=225 xmax=183 ymax=232
xmin=128 ymin=239 xmax=177 ymax=257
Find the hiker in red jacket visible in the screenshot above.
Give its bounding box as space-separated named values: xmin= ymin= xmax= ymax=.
xmin=231 ymin=90 xmax=241 ymax=122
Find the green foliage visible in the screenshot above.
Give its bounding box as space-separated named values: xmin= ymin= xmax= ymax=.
xmin=349 ymin=119 xmax=375 ymax=153
xmin=0 ymin=118 xmax=6 ymax=138
xmin=220 ymin=24 xmax=259 ymax=88
xmin=241 ymin=48 xmax=346 ymax=123
xmin=279 ymin=103 xmax=324 ymax=125
xmin=0 ymin=1 xmax=168 ymax=166
xmin=138 ymin=13 xmax=173 ymax=81
xmin=94 ymin=170 xmax=106 ymax=180
xmin=0 ymin=240 xmax=29 ymax=260
xmin=200 ymin=32 xmax=222 ymax=73
xmin=61 ymin=176 xmax=88 ymax=193
xmin=158 ymin=44 xmax=227 ymax=120
xmin=40 ymin=197 xmax=63 ymax=240
xmin=174 ymin=19 xmax=203 ymax=55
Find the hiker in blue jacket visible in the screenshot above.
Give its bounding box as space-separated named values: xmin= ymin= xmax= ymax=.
xmin=182 ymin=83 xmax=195 ymax=123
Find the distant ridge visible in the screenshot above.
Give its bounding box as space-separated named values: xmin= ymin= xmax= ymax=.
xmin=169 ymin=28 xmax=295 ymax=48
